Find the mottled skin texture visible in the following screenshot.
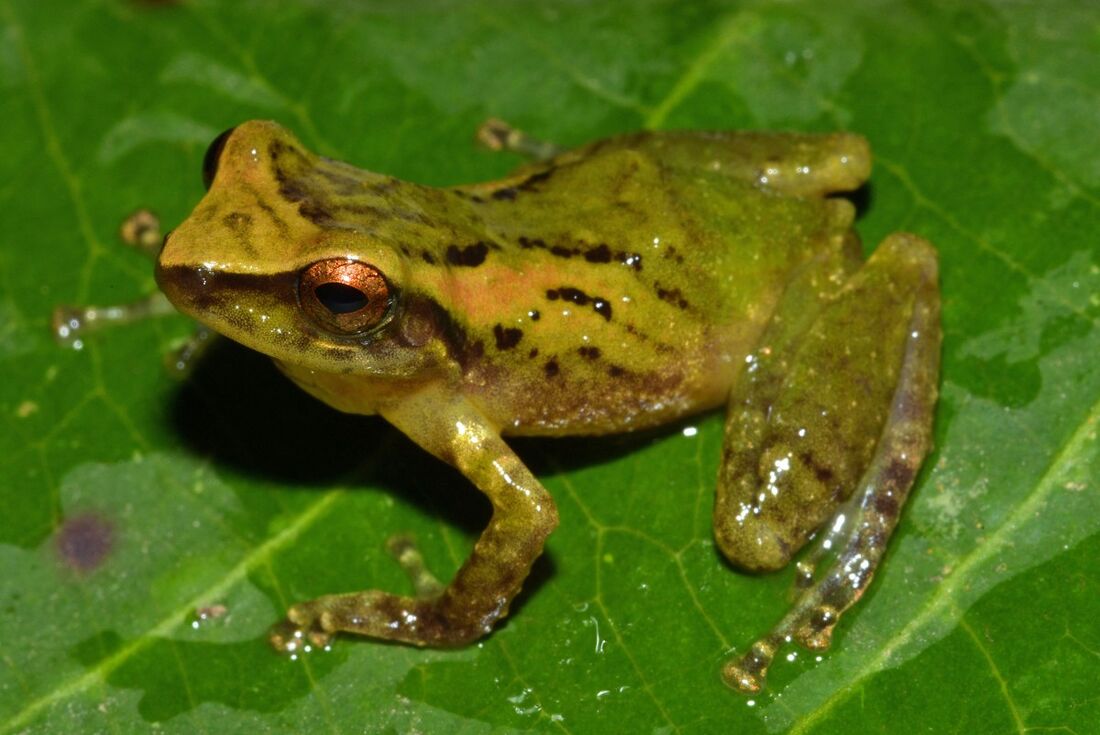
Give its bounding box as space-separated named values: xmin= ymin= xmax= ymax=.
xmin=156 ymin=121 xmax=940 ymax=692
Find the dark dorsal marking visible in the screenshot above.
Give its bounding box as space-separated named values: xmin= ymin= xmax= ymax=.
xmin=493 ymin=324 xmax=523 ymax=350
xmin=578 ymin=346 xmax=601 ymax=360
xmin=544 ymin=358 xmax=560 ymax=377
xmin=317 ymin=166 xmax=365 ymax=195
xmin=655 ymin=283 xmax=690 ymax=310
xmin=488 ymin=169 xmax=553 ymax=203
xmin=222 ymin=211 xmax=253 ymax=234
xmin=516 ymin=236 xmax=642 ymax=271
xmin=518 ymin=169 xmax=553 ymax=191
xmin=799 ymin=451 xmax=835 ymax=486
xmin=399 ymin=294 xmax=486 ymax=371
xmin=584 ymin=243 xmax=611 ymax=263
xmin=518 ymin=236 xmax=546 ymax=250
xmin=446 ymin=242 xmax=489 ymax=267
xmin=546 ymin=287 xmax=613 ymax=321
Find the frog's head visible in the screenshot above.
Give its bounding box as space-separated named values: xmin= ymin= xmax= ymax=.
xmin=156 ymin=121 xmax=452 ymax=379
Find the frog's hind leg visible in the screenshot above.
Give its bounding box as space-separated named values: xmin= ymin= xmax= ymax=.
xmin=715 ymin=233 xmax=940 ymax=692
xmin=650 ymin=130 xmax=871 ymax=197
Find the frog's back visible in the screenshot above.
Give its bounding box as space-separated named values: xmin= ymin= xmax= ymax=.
xmin=436 ymin=131 xmax=861 ymax=435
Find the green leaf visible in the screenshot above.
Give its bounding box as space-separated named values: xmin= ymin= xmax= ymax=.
xmin=2 ymin=0 xmax=1097 ymax=732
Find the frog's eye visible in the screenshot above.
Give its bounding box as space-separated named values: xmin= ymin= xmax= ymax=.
xmin=299 ymin=258 xmax=393 ymax=335
xmin=202 ymin=127 xmax=236 ymax=190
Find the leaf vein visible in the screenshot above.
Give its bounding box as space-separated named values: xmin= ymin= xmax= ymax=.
xmin=959 ymin=614 xmax=1026 ymax=734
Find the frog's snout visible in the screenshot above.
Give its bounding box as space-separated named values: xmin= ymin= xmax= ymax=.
xmin=154 ymin=258 xmax=217 ymax=317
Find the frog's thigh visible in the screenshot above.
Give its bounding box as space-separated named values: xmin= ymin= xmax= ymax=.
xmin=656 ymin=131 xmax=871 ymax=196
xmin=273 ymin=386 xmax=558 ymax=649
xmin=714 ymin=233 xmax=940 ymax=572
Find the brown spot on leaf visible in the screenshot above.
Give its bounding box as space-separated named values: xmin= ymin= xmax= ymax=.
xmin=56 ymin=514 xmax=114 ymax=573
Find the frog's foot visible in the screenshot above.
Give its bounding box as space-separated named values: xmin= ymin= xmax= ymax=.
xmin=722 ymin=415 xmax=928 ymax=692
xmin=476 ymin=118 xmax=562 ymax=161
xmin=268 ymin=534 xmax=471 ymax=655
xmin=118 ymin=208 xmax=164 ymax=257
xmin=721 ymin=442 xmax=914 ymax=692
xmin=52 ymin=209 xmax=187 ymax=353
xmin=268 ymin=588 xmax=487 ymax=654
xmin=52 ymin=292 xmax=178 ymax=350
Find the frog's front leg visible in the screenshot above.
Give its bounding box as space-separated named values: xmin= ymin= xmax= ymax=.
xmin=270 ymin=384 xmax=558 ymax=650
xmin=715 ymin=233 xmax=940 ymax=692
xmin=476 ymin=118 xmax=563 ymax=161
xmin=52 ymin=209 xmax=216 ymax=374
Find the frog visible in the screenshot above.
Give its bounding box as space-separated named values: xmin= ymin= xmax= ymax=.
xmin=116 ymin=118 xmax=939 ymax=693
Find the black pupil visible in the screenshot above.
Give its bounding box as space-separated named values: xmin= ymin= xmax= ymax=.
xmin=315 ymin=282 xmax=369 ymax=314
xmin=202 ymin=127 xmax=236 ymax=190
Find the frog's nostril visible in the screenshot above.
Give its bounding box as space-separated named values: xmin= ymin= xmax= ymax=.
xmin=202 ymin=127 xmax=236 ymax=190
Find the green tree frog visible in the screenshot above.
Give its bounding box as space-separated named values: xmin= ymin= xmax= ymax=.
xmin=146 ymin=119 xmax=938 ymax=692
